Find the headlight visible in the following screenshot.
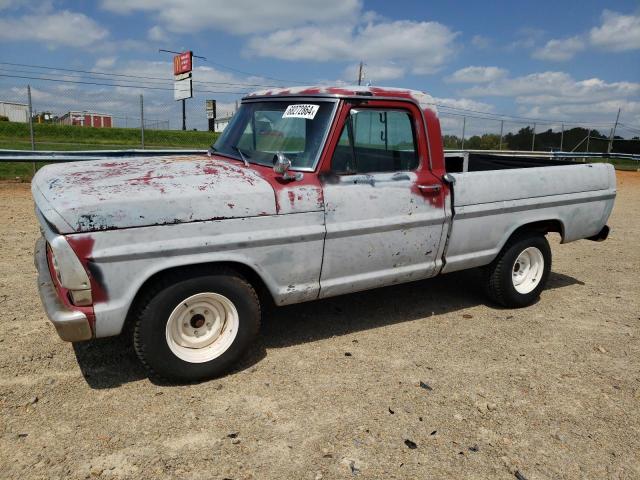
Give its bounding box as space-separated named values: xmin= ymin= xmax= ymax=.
xmin=47 ymin=242 xmax=93 ymax=306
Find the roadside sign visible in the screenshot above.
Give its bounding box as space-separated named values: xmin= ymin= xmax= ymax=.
xmin=174 ymin=75 xmax=193 ymax=101
xmin=206 ymin=100 xmax=216 ymax=119
xmin=173 ymin=51 xmax=192 ymax=75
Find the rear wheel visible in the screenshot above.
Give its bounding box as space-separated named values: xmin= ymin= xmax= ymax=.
xmin=133 ymin=270 xmax=260 ymax=381
xmin=484 ymin=234 xmax=551 ymax=308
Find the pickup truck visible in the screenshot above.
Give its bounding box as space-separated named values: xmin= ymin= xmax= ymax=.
xmin=32 ymin=85 xmax=616 ymax=380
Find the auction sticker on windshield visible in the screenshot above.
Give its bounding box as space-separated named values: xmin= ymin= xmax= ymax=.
xmin=282 ymin=104 xmax=319 ymax=120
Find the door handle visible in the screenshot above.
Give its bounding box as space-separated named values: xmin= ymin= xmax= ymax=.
xmin=417 ymin=184 xmax=442 ymax=194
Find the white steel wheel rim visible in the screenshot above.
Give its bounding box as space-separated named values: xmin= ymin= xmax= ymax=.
xmin=512 ymin=247 xmax=544 ymax=294
xmin=165 ymin=292 xmax=239 ymax=364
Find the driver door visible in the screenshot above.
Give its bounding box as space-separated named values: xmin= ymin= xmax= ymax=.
xmin=319 ymin=102 xmax=446 ymax=298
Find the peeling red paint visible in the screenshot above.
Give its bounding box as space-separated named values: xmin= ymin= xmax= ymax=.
xmin=46 ymin=244 xmax=95 ymax=333
xmin=66 ymin=235 xmax=109 ymax=304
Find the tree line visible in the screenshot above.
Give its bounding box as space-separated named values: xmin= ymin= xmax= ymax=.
xmin=443 ymin=126 xmax=640 ymax=154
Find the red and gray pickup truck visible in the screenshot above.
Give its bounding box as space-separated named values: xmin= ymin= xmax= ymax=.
xmin=32 ymin=85 xmax=616 ymax=380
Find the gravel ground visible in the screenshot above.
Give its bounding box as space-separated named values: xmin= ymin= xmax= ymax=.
xmin=1 ymin=171 xmax=639 ymax=480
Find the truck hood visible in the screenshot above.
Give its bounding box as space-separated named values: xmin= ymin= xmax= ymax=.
xmin=32 ymin=155 xmax=277 ymax=233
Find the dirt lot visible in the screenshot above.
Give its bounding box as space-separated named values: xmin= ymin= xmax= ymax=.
xmin=1 ymin=172 xmax=638 ymax=480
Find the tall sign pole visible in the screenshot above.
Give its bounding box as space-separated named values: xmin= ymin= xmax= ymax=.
xmin=159 ymin=49 xmax=206 ymax=131
xmin=173 ymin=51 xmax=193 ymax=131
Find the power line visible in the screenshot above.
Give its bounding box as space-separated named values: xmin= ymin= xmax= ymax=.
xmin=0 ymin=61 xmax=289 ymax=89
xmin=0 ymin=61 xmax=632 ymax=128
xmin=437 ymin=110 xmax=613 ymax=129
xmin=200 ymin=58 xmax=311 ymax=85
xmin=435 ymin=104 xmax=614 ymax=127
xmin=0 ymin=73 xmax=250 ymax=95
xmin=0 ymin=66 xmax=279 ymax=90
xmin=618 ymin=123 xmax=640 ymax=134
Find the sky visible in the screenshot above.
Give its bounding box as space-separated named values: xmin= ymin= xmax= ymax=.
xmin=0 ymin=0 xmax=639 ymax=137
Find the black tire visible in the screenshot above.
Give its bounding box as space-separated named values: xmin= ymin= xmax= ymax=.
xmin=133 ymin=268 xmax=260 ymax=381
xmin=484 ymin=234 xmax=552 ymax=308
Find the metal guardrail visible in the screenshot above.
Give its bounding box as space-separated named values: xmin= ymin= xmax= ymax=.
xmin=445 ymin=149 xmax=640 ymax=161
xmin=0 ymin=148 xmax=638 ymax=164
xmin=0 ymin=149 xmax=208 ymax=162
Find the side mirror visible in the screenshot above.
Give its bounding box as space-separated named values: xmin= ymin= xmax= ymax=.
xmin=273 ymin=152 xmax=303 ymax=181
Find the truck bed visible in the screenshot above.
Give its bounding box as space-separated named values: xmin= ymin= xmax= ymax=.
xmin=441 ymin=161 xmax=616 ymax=273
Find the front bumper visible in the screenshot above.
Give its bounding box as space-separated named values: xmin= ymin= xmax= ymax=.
xmin=34 ymin=237 xmax=92 ymax=342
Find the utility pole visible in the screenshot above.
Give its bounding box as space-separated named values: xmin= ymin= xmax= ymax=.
xmin=461 ymin=116 xmax=466 ymax=149
xmin=531 ymin=123 xmax=536 ymax=151
xmin=607 ymin=107 xmax=621 ymax=153
xmin=499 ymin=120 xmax=504 ymax=150
xmin=27 ymin=85 xmax=34 ymax=151
xmin=182 ymin=99 xmax=186 ymax=131
xmin=357 ymin=61 xmax=364 ymax=86
xmin=560 ymin=123 xmax=564 ymax=151
xmin=140 ymin=94 xmax=145 ymax=148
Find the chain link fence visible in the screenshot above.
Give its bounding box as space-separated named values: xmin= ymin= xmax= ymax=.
xmin=437 ymin=113 xmax=640 ymax=154
xmin=0 ymin=83 xmax=229 ymax=152
xmin=0 ymin=82 xmax=638 ymax=179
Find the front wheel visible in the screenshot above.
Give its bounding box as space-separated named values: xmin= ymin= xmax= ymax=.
xmin=133 ymin=270 xmax=260 ymax=381
xmin=484 ymin=234 xmax=552 ymax=308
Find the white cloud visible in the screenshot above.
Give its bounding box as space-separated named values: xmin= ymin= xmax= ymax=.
xmin=343 ymin=63 xmax=405 ymax=83
xmin=0 ymin=0 xmax=20 ymax=8
xmin=101 ymin=1 xmax=458 ymax=78
xmin=590 ymin=10 xmax=640 ymax=52
xmin=94 ymin=57 xmax=117 ymax=69
xmin=517 ymin=100 xmax=640 ymax=128
xmin=460 ymin=71 xmax=640 ymax=125
xmin=0 ymin=10 xmax=108 ymax=47
xmin=448 ymin=66 xmax=508 ymax=83
xmin=101 ymin=0 xmax=361 ymax=35
xmin=471 ymin=35 xmax=490 ymax=49
xmin=507 ymin=27 xmax=545 ymax=51
xmin=246 ymin=20 xmax=459 ymax=75
xmin=532 ymin=36 xmax=586 ymax=61
xmin=463 ymin=71 xmax=640 ymax=103
xmin=434 ymin=97 xmax=495 ymax=112
xmin=0 ymin=59 xmax=249 ymax=130
xmin=147 ymin=25 xmax=166 ymax=42
xmin=0 ymin=0 xmax=44 ymax=10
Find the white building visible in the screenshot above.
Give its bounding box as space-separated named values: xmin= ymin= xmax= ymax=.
xmin=0 ymin=101 xmax=29 ymax=123
xmin=214 ymin=115 xmax=234 ymax=133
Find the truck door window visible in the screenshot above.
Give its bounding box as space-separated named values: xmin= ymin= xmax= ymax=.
xmin=332 ymin=109 xmax=418 ymax=173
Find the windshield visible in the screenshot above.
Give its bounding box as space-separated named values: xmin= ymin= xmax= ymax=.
xmin=212 ymin=100 xmax=336 ymax=170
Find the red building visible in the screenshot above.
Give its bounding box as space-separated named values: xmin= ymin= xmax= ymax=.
xmin=59 ymin=111 xmax=113 ymax=128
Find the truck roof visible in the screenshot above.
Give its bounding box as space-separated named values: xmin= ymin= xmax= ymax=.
xmin=245 ymin=85 xmax=438 ymax=115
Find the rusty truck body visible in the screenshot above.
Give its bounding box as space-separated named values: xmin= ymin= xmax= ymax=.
xmin=32 ymin=86 xmax=616 ymax=380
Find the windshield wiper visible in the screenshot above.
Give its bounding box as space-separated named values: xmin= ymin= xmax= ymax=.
xmin=232 ymin=145 xmax=250 ymax=167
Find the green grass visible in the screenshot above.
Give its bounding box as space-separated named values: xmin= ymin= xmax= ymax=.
xmin=0 ymin=121 xmax=220 ymax=180
xmin=586 ymin=157 xmax=639 ymax=171
xmin=0 ymin=121 xmax=218 ymax=150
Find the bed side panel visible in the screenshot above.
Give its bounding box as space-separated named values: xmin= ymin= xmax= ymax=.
xmin=442 ymin=163 xmax=616 ymax=273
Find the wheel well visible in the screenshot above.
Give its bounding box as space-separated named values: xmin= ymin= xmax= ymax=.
xmin=121 ymin=261 xmax=274 ymax=336
xmin=509 ymin=219 xmax=564 ymax=243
